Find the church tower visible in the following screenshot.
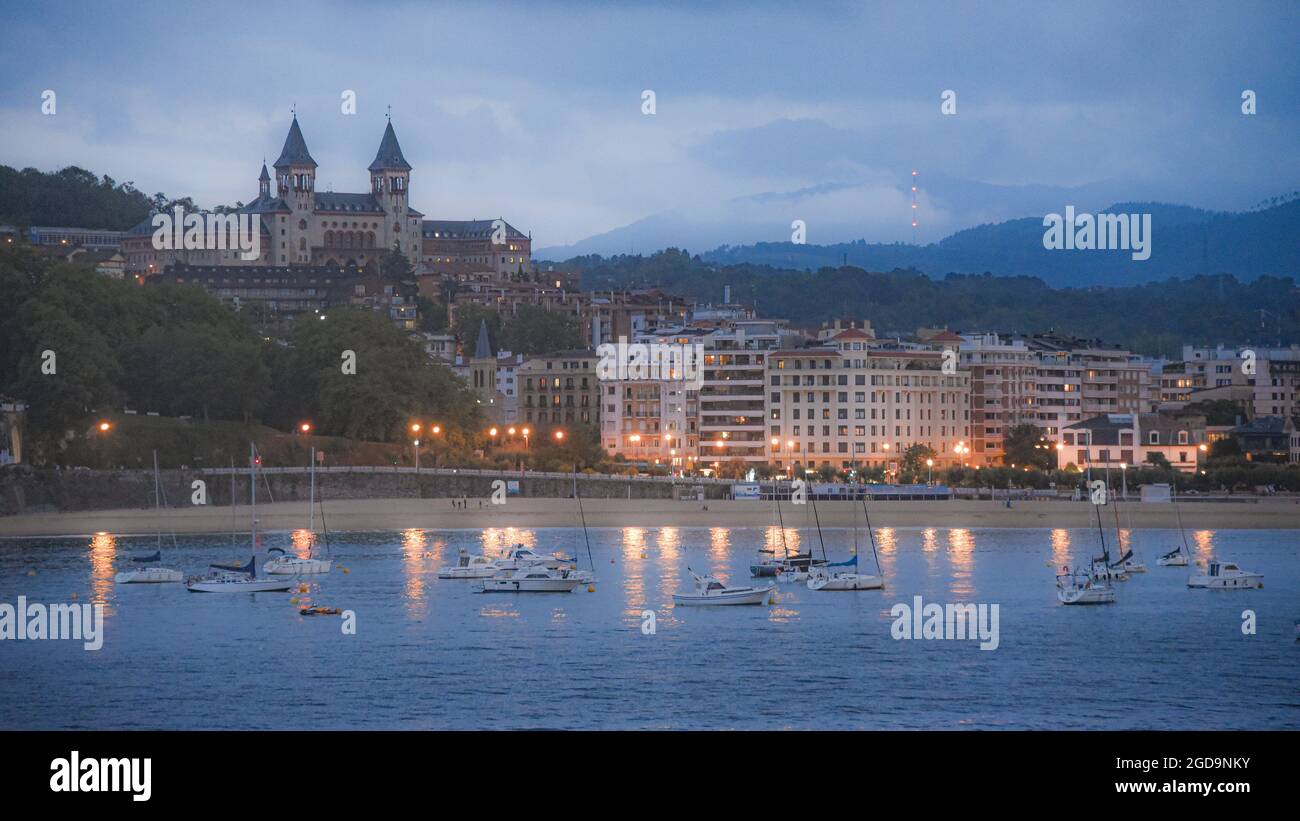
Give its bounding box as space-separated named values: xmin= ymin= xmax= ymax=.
xmin=257 ymin=162 xmax=271 ymax=199
xmin=273 ymin=116 xmax=317 ymax=265
xmin=469 ymin=319 xmax=501 ymax=416
xmin=369 ymin=120 xmax=413 ymax=255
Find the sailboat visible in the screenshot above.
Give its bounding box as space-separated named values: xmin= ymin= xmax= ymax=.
xmin=1156 ymin=484 xmax=1191 ymax=566
xmin=116 ymin=450 xmax=184 ymax=584
xmin=808 ymin=489 xmax=883 ymax=591
xmin=264 ymin=446 xmax=332 ymax=575
xmin=751 ymin=479 xmax=786 ymax=577
xmin=1057 ymin=501 xmax=1117 ymax=605
xmin=187 ymin=444 xmax=293 ymax=593
xmin=1111 ymin=498 xmax=1146 ymax=572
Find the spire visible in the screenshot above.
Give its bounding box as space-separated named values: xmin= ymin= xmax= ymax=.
xmin=473 ymin=319 xmax=492 ymax=359
xmin=258 ymin=162 xmax=270 ymax=182
xmin=273 ymin=117 xmax=317 ymax=169
xmin=369 ymin=120 xmax=412 ymax=172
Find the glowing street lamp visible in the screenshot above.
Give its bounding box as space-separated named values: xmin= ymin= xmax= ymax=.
xmin=299 ymin=422 xmax=312 ymax=434
xmin=97 ymin=421 xmax=112 ymax=433
xmin=554 ymin=429 xmax=565 ymax=442
xmin=926 ymin=457 xmax=934 ymax=484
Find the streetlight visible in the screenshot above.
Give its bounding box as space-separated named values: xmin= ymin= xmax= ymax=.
xmin=1120 ymin=462 xmax=1127 ymax=501
xmin=554 ymin=429 xmax=565 ymax=442
xmin=299 ymin=422 xmax=312 ymax=434
xmin=97 ymin=421 xmax=111 ymax=433
xmin=522 ymin=426 xmax=530 ymax=449
xmin=926 ymin=457 xmax=934 ymax=485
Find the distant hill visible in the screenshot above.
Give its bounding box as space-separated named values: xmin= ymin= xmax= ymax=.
xmin=699 ymin=200 xmax=1300 ymax=287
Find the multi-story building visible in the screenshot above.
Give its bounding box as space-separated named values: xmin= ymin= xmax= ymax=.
xmin=517 ymin=350 xmax=601 ymax=431
xmin=766 ymin=333 xmax=971 ymax=474
xmin=959 ymin=332 xmax=1038 ymax=466
xmin=600 ymin=378 xmax=699 ymax=472
xmin=26 ymin=226 xmax=123 ymax=251
xmin=121 ymin=116 xmax=529 ymax=280
xmin=1018 ymin=333 xmax=1156 ymax=440
xmin=1062 ymin=412 xmax=1208 ymax=473
xmin=697 ymin=320 xmax=785 ymax=468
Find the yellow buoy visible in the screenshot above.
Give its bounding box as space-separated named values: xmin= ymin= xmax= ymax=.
xmin=587 ymin=584 xmax=595 ymax=593
xmin=640 ymin=553 xmax=647 ymax=559
xmin=342 ymin=568 xmax=350 ymax=574
xmin=289 ymin=597 xmax=299 ymax=604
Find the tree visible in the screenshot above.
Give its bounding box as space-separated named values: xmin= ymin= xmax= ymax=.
xmin=379 ymin=247 xmax=414 ymax=281
xmin=498 ymin=305 xmax=583 ymax=354
xmin=1003 ymin=423 xmax=1054 ymax=469
xmin=900 ymin=443 xmax=937 ymax=476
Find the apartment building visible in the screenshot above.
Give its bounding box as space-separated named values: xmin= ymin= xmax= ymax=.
xmin=517 ymin=350 xmax=601 ymax=430
xmin=766 ymin=334 xmax=971 ymax=473
xmin=698 ymin=320 xmax=786 ymax=468
xmin=1019 ymin=333 xmax=1157 ymax=439
xmin=600 ymin=378 xmax=699 ymax=471
xmin=960 ymin=332 xmax=1038 ymax=466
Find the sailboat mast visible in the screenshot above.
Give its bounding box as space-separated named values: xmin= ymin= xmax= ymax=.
xmin=809 ymin=491 xmax=827 ymax=561
xmin=861 ymin=495 xmax=882 ymax=577
xmin=249 ymin=442 xmax=257 ymax=552
xmin=308 ymin=446 xmax=316 ymax=540
xmin=153 ymin=450 xmax=162 ymax=551
xmin=1172 ymin=482 xmax=1191 ymax=556
xmin=575 ymin=462 xmax=594 ymax=570
xmin=774 ymin=479 xmax=789 ymax=558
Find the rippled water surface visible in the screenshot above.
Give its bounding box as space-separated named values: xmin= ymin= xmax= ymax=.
xmin=1 ymin=524 xmax=1296 ymax=729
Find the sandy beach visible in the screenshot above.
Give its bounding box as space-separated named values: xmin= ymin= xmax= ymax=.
xmin=2 ymin=497 xmax=1299 ymax=538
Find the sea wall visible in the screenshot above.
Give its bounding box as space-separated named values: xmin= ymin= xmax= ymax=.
xmin=0 ymin=466 xmax=729 ymax=516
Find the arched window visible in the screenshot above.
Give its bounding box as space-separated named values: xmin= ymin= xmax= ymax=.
xmin=325 ymin=231 xmax=333 ymax=247
xmin=298 ymin=219 xmax=307 ymax=230
xmin=367 ymin=231 xmax=375 ymax=247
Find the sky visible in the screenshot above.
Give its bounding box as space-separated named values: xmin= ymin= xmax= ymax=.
xmin=1 ymin=0 xmax=1296 ymax=252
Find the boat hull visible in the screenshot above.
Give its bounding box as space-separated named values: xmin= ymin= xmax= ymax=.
xmin=115 ymin=568 xmax=184 ymax=584
xmin=1188 ymin=573 xmax=1263 ymax=589
xmin=1057 ymin=586 xmax=1116 ymax=605
xmin=673 ymin=585 xmax=774 ymax=606
xmin=478 ymin=578 xmax=581 ymax=593
xmin=186 ymin=578 xmax=294 ymax=593
xmin=750 ymin=563 xmax=779 ymax=577
xmin=263 ymin=558 xmax=332 ymax=575
xmin=807 ymin=573 xmax=883 ymax=591
xmin=1157 ymin=555 xmax=1188 ymax=567
xmin=437 ymin=566 xmax=498 ymax=579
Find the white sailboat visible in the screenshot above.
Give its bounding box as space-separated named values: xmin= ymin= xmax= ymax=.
xmin=1057 ymin=501 xmax=1117 ymax=605
xmin=187 ymin=443 xmax=293 ymax=593
xmin=1110 ymin=499 xmax=1146 ymax=573
xmin=1156 ymin=484 xmax=1191 ymax=566
xmin=673 ymin=569 xmax=774 ymax=606
xmin=116 ymin=451 xmax=184 ymax=584
xmin=807 ymin=489 xmax=883 ymax=591
xmin=264 ymin=447 xmax=332 ymax=575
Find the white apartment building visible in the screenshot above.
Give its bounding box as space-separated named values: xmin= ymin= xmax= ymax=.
xmin=697 ymin=320 xmax=788 ymax=467
xmin=766 ymin=333 xmax=971 ymax=473
xmin=960 ymin=332 xmax=1038 ymax=466
xmin=601 ymin=379 xmax=699 ymax=471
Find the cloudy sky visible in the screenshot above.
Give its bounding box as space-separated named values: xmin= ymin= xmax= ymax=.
xmin=2 ymin=0 xmax=1296 ymax=252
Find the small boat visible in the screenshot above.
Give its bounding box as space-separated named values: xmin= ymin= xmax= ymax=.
xmin=807 ymin=488 xmax=884 ymax=592
xmin=264 ymin=549 xmax=333 ymax=576
xmin=1056 ymin=569 xmax=1117 ymax=605
xmin=188 ymin=444 xmax=293 ymax=594
xmin=116 ymin=551 xmax=184 ymax=584
xmin=437 ymin=548 xmax=499 ymax=579
xmin=673 ymin=569 xmax=774 ymax=606
xmin=116 ymin=452 xmax=184 ymax=584
xmin=300 ymin=605 xmax=342 ymax=616
xmin=187 ymin=557 xmax=294 ymax=593
xmin=478 ymin=567 xmax=582 ymax=593
xmin=1187 ymin=561 xmax=1263 ymax=590
xmin=1158 ymin=485 xmax=1192 ymax=566
xmin=264 ymin=448 xmax=332 ymax=575
xmin=495 ymin=545 xmax=566 ymax=571
xmin=776 ymin=567 xmax=808 ymax=583
xmin=1156 ymin=548 xmax=1188 ymax=567
xmin=1117 ymin=556 xmax=1147 ymax=573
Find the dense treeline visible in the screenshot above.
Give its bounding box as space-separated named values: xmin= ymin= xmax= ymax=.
xmin=0 ymin=245 xmax=485 ymax=464
xmin=0 ymin=165 xmax=159 ymax=230
xmin=570 ymin=249 xmax=1300 ymax=356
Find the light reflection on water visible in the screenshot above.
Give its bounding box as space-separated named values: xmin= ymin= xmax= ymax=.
xmin=0 ymin=524 xmax=1294 ymax=730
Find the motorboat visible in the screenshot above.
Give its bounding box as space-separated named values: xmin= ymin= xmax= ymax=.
xmin=187 ymin=557 xmax=294 ymax=593
xmin=1117 ymin=556 xmax=1147 ymax=573
xmin=495 ymin=545 xmax=565 ymax=570
xmin=673 ymin=570 xmax=774 ymax=606
xmin=437 ymin=548 xmax=500 ymax=579
xmin=263 ymin=549 xmax=332 ymax=576
xmin=478 ymin=567 xmax=582 ymax=593
xmin=1056 ymin=569 xmax=1116 ymax=605
xmin=1187 ymin=561 xmax=1263 ymax=590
